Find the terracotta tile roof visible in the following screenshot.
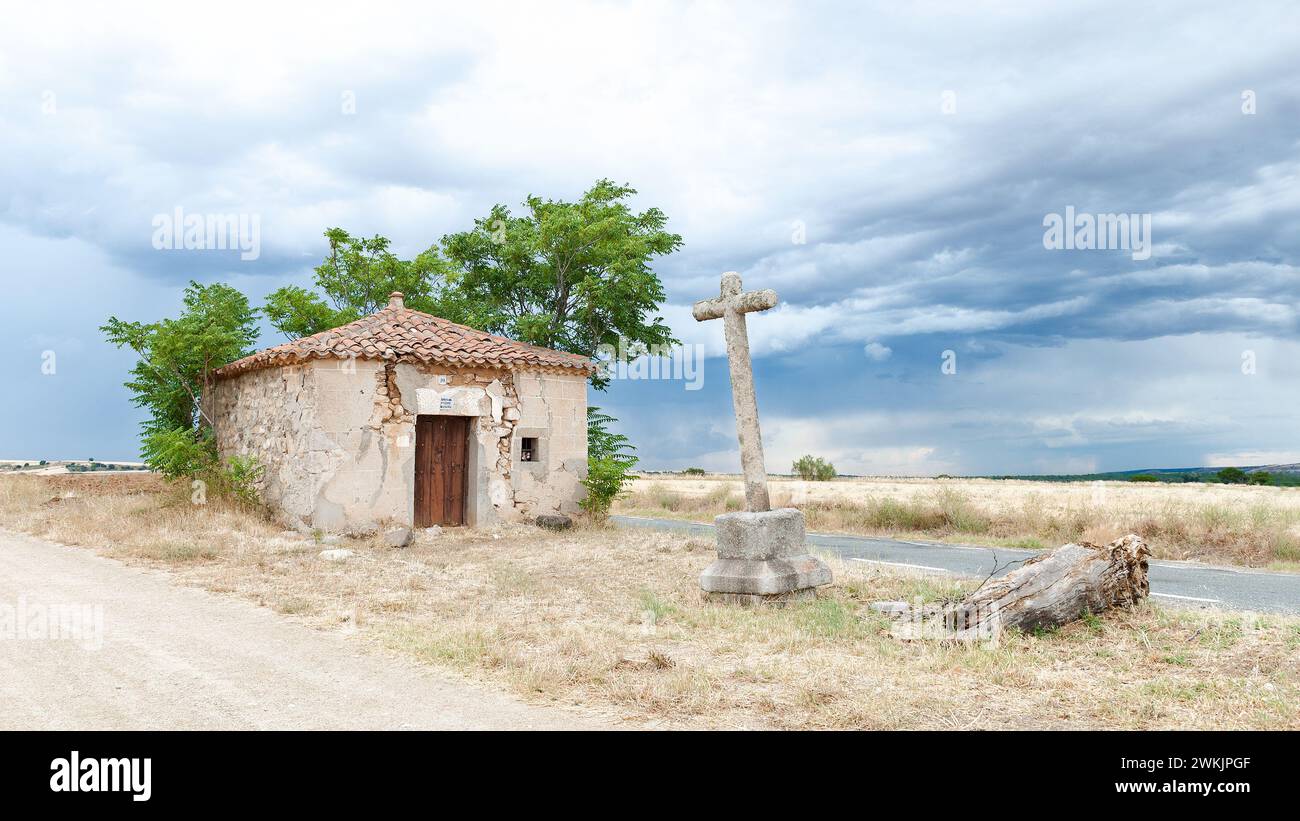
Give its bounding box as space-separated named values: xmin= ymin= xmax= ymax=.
xmin=215 ymin=293 xmax=595 ymax=379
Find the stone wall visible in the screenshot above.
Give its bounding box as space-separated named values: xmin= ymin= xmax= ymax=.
xmin=211 ymin=358 xmax=588 ymax=531
xmin=208 ymin=361 xmax=338 ymax=528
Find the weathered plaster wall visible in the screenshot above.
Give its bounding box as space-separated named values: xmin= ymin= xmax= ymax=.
xmin=511 ymin=371 xmax=589 ymax=517
xmin=212 ymin=359 xmax=588 ymax=531
xmin=309 ymin=358 xmax=413 ymax=532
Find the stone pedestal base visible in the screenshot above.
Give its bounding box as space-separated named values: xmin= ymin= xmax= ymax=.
xmin=699 ymin=508 xmax=832 ymax=605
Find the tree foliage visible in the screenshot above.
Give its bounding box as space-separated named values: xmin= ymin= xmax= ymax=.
xmin=102 ymin=281 xmax=260 ymax=438
xmin=264 ymin=181 xmax=681 ymax=394
xmin=263 ymin=228 xmax=465 ymax=339
xmin=101 ymin=281 xmax=260 ymax=482
xmin=587 ymin=407 xmax=637 ymax=466
xmin=441 ymin=179 xmax=681 ymax=388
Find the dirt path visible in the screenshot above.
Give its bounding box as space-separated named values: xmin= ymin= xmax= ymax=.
xmin=0 ymin=530 xmax=610 ymax=730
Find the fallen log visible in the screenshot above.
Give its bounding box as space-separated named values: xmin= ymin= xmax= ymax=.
xmin=878 ymin=534 xmax=1150 ymax=639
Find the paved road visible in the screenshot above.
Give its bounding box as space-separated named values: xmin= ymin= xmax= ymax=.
xmin=614 ymin=515 xmax=1300 ymax=614
xmin=0 ymin=530 xmax=607 ymax=730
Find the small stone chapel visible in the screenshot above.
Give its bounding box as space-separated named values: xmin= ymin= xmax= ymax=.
xmin=207 ymin=292 xmax=592 ymax=533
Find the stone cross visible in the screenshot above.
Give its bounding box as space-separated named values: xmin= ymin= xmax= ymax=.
xmin=693 ymin=271 xmax=778 ymax=513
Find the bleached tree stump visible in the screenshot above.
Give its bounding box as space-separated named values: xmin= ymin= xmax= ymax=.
xmin=880 ymin=534 xmax=1151 ymax=639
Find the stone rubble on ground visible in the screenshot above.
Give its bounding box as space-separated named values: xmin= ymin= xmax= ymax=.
xmin=383 ymin=527 xmax=414 ymax=548
xmin=535 ymin=513 xmax=573 ymax=530
xmin=318 ymin=548 xmax=355 ymax=561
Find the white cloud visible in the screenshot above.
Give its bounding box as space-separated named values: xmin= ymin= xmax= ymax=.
xmin=863 ymin=342 xmax=893 ymax=361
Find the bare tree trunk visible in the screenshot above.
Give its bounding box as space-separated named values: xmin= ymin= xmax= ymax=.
xmin=880 ymin=534 xmax=1151 ymax=639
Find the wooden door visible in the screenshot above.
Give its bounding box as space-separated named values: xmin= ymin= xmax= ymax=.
xmin=414 ymin=415 xmax=469 ymax=527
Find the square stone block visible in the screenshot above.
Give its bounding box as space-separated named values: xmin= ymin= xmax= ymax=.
xmin=714 ymin=507 xmax=806 ymax=560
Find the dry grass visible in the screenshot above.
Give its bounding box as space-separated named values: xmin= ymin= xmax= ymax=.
xmin=619 ymin=475 xmax=1300 ymax=570
xmin=2 ymin=474 xmax=1298 ymax=729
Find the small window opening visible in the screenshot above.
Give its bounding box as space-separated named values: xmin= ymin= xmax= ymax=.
xmin=520 ymin=437 xmax=538 ymax=462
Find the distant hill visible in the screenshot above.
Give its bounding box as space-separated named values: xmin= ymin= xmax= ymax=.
xmin=978 ymin=463 xmax=1300 ymax=484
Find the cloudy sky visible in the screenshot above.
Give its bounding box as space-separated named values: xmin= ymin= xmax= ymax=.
xmin=2 ymin=1 xmax=1298 ymax=474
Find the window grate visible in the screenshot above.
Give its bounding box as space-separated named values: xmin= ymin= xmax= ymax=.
xmin=520 ymin=437 xmax=538 ymax=463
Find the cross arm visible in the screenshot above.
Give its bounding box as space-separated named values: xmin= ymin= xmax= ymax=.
xmin=692 ymin=289 xmax=779 ymax=322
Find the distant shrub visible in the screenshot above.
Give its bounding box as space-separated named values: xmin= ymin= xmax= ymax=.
xmin=682 ymin=467 xmax=705 ymax=475
xmin=1129 ymin=474 xmax=1159 ymax=482
xmin=792 ymin=455 xmax=837 ymax=481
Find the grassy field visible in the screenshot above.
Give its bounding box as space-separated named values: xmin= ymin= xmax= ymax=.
xmin=2 ymin=473 xmax=1297 ymax=729
xmin=618 ymin=475 xmax=1300 ymax=570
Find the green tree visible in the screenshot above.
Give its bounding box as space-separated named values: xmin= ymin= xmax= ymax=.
xmin=263 ymin=228 xmax=464 ymax=339
xmin=1248 ymin=471 xmax=1272 ymax=485
xmin=1215 ymin=466 xmax=1248 ymax=484
xmin=1129 ymin=474 xmax=1159 ymax=482
xmin=441 ymin=179 xmax=681 ymax=388
xmin=792 ymin=455 xmax=837 ymax=481
xmin=102 ymin=281 xmax=260 ymax=479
